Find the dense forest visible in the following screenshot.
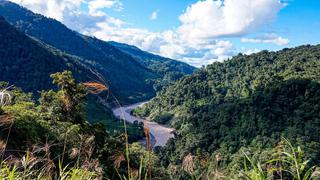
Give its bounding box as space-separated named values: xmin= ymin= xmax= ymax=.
xmin=1 ymin=0 xmax=320 ymax=179
xmin=0 ymin=0 xmax=195 ymax=143
xmin=0 ymin=71 xmax=168 ymax=179
xmin=0 ymin=0 xmax=196 ymax=103
xmin=0 ymin=15 xmax=143 ymax=137
xmin=1 ymin=48 xmax=320 ymax=179
xmin=134 ymin=45 xmax=320 ymax=179
xmin=109 ymin=41 xmax=196 ymax=90
xmin=0 ymin=16 xmax=97 ymax=93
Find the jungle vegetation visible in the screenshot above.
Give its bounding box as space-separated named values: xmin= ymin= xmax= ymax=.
xmin=134 ymin=45 xmax=320 ymax=179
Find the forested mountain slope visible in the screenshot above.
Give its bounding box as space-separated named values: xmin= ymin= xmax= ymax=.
xmin=109 ymin=41 xmax=196 ymax=90
xmin=0 ymin=0 xmax=196 ymax=102
xmin=134 ymin=45 xmax=320 ymax=178
xmin=0 ymin=16 xmax=95 ymax=92
xmin=0 ymin=1 xmax=156 ymax=102
xmin=0 ymin=16 xmax=147 ymax=137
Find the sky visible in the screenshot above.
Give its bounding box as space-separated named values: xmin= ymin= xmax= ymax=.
xmin=9 ymin=0 xmax=320 ymax=67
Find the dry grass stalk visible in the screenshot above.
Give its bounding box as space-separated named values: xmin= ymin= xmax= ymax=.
xmin=311 ymin=167 xmax=320 ymax=179
xmin=182 ymin=153 xmax=194 ymax=174
xmin=215 ymin=153 xmax=222 ymax=163
xmin=144 ymin=127 xmax=152 ymax=152
xmin=74 ymin=135 xmax=103 ymax=178
xmin=0 ymin=140 xmax=6 ymax=154
xmin=0 ymin=139 xmax=102 ymax=179
xmin=83 ymin=82 xmax=108 ymax=94
xmin=182 ymin=153 xmax=194 ymax=175
xmin=69 ymin=148 xmax=80 ymax=159
xmin=131 ymin=168 xmax=139 ymax=179
xmin=144 ymin=127 xmax=153 ymax=179
xmin=111 ymin=151 xmax=125 ymax=169
xmin=0 ymin=90 xmax=11 ymax=106
xmin=207 ymin=169 xmax=226 ymax=180
xmin=0 ymin=114 xmax=14 ymax=126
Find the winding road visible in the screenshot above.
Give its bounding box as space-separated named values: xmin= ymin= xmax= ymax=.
xmin=112 ymin=102 xmax=174 ymax=147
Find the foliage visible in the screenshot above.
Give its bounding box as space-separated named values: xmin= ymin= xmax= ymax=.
xmin=0 ymin=16 xmax=93 ymax=94
xmin=116 ymin=143 xmax=169 ymax=180
xmin=49 ymin=71 xmax=87 ymax=124
xmin=109 ymin=41 xmax=196 ymax=91
xmin=0 ymin=1 xmax=195 ymax=103
xmin=85 ymin=96 xmax=144 ymax=142
xmin=0 ymin=2 xmax=194 ymax=140
xmin=136 ymin=45 xmax=320 ymax=178
xmin=0 ymin=142 xmax=100 ymax=180
xmin=0 ymin=72 xmax=151 ymax=179
xmin=0 ymin=16 xmax=144 ymax=135
xmin=243 ymin=138 xmax=320 ymax=180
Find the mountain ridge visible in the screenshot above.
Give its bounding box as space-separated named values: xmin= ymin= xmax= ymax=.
xmin=0 ymin=0 xmax=196 ymax=102
xmin=133 ymin=44 xmax=320 ymax=178
xmin=0 ymin=16 xmax=97 ymax=92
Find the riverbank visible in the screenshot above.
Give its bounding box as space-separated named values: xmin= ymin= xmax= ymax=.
xmin=112 ymin=102 xmax=174 ymax=147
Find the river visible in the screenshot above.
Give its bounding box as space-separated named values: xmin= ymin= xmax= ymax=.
xmin=112 ymin=102 xmax=174 ymax=147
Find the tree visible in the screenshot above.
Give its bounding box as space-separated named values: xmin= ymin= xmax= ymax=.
xmin=49 ymin=71 xmax=86 ymax=124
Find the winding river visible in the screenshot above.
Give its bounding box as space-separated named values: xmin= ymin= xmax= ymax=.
xmin=112 ymin=102 xmax=174 ymax=147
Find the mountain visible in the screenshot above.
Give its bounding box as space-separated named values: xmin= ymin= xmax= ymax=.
xmin=134 ymin=45 xmax=320 ymax=178
xmin=0 ymin=1 xmax=196 ymax=102
xmin=109 ymin=41 xmax=196 ymax=90
xmin=109 ymin=41 xmax=194 ymax=75
xmin=0 ymin=0 xmax=155 ymax=102
xmin=0 ymin=16 xmax=148 ymax=138
xmin=0 ymin=16 xmax=95 ymax=92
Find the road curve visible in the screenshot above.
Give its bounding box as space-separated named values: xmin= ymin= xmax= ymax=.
xmin=112 ymin=102 xmax=174 ymax=147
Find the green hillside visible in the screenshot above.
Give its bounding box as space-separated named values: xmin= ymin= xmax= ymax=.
xmin=134 ymin=45 xmax=320 ymax=178
xmin=0 ymin=1 xmax=195 ymax=103
xmin=0 ymin=16 xmax=94 ymax=93
xmin=0 ymin=16 xmax=145 ymax=137
xmin=109 ymin=41 xmax=196 ymax=90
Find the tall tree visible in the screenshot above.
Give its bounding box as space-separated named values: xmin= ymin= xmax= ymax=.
xmin=50 ymin=71 xmax=86 ymax=124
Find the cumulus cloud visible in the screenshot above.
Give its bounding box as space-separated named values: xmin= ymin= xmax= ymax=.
xmin=150 ymin=10 xmax=159 ymax=20
xmin=178 ymin=0 xmax=284 ymax=43
xmin=9 ymin=0 xmax=84 ymax=21
xmin=241 ymin=33 xmax=290 ymax=46
xmin=242 ymin=48 xmax=261 ymax=55
xmin=9 ymin=0 xmax=285 ymax=67
xmin=85 ymin=23 xmax=237 ymax=67
xmin=9 ymin=0 xmax=122 ymax=21
xmin=88 ymin=0 xmax=122 ymax=16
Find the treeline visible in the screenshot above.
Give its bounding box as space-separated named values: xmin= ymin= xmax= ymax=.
xmin=1 ymin=70 xmax=320 ymax=179
xmin=134 ymin=45 xmax=320 ymax=179
xmin=0 ymin=71 xmax=167 ymax=179
xmin=0 ymin=1 xmax=196 ymax=103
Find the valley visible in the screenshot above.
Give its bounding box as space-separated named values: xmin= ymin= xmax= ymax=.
xmin=112 ymin=102 xmax=175 ymax=147
xmin=0 ymin=0 xmax=319 ymax=179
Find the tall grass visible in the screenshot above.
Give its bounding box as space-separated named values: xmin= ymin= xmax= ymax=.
xmin=0 ymin=85 xmax=101 ymax=179
xmin=0 ymin=144 xmax=100 ymax=180
xmin=114 ymin=108 xmax=153 ymax=180
xmin=84 ymin=79 xmax=153 ymax=179
xmin=243 ymin=137 xmax=320 ymax=180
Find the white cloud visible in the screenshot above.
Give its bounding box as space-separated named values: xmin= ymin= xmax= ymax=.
xmin=88 ymin=0 xmax=122 ymax=16
xmin=8 ymin=0 xmax=286 ymax=67
xmin=9 ymin=0 xmax=122 ymax=21
xmin=150 ymin=10 xmax=158 ymax=20
xmin=9 ymin=0 xmax=84 ymax=21
xmin=10 ymin=0 xmax=236 ymax=67
xmin=178 ymin=0 xmax=284 ymax=43
xmin=85 ymin=23 xmax=237 ymax=67
xmin=242 ymin=48 xmax=261 ymax=55
xmin=241 ymin=33 xmax=289 ymax=46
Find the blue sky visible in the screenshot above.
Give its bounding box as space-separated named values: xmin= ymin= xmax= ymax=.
xmin=10 ymin=0 xmax=320 ymax=67
xmin=103 ymin=0 xmax=198 ymax=31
